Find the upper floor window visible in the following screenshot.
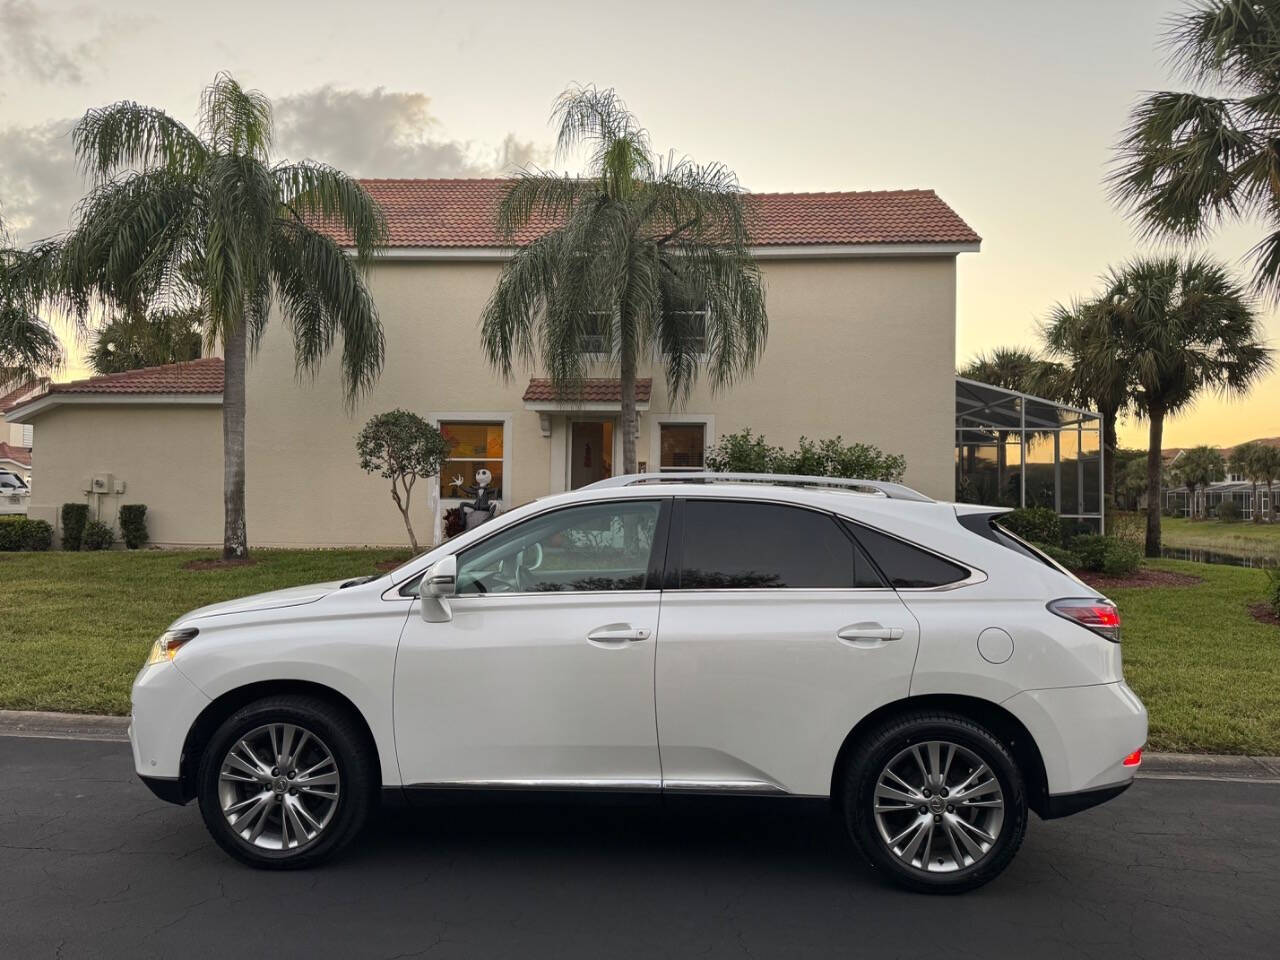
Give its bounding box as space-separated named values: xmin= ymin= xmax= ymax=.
xmin=663 ymin=301 xmax=708 ymax=355
xmin=579 ymin=312 xmax=612 ymax=355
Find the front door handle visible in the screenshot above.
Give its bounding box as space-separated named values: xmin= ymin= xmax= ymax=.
xmin=837 ymin=623 xmax=904 ymax=643
xmin=587 ymin=624 xmax=651 ymax=645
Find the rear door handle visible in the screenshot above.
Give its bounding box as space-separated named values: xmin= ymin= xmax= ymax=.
xmin=587 ymin=624 xmax=651 ymax=645
xmin=837 ymin=623 xmax=904 ymax=643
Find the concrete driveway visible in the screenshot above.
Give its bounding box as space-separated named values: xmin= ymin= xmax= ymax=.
xmin=1 ymin=736 xmax=1277 ymax=959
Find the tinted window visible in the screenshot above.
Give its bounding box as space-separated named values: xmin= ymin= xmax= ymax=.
xmin=678 ymin=500 xmax=883 ymax=589
xmin=456 ymin=500 xmax=662 ymax=594
xmin=845 ymin=522 xmax=969 ymax=588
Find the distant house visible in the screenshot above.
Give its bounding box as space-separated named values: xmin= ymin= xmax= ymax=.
xmin=1163 ymin=437 xmax=1280 ymax=519
xmin=0 ymin=379 xmax=43 ymax=487
xmin=7 ymin=179 xmax=981 ymax=548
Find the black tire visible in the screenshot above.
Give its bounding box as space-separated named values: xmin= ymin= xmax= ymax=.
xmin=196 ymin=694 xmax=375 ymax=869
xmin=842 ymin=711 xmax=1027 ymax=894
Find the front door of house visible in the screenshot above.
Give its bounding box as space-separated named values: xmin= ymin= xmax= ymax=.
xmin=570 ymin=420 xmax=614 ymax=489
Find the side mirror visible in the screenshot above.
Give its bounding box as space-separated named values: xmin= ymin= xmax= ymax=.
xmin=420 ymin=555 xmax=456 ymax=623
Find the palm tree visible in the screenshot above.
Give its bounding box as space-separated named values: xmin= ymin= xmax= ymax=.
xmin=1177 ymin=445 xmax=1225 ymax=520
xmin=57 ymin=74 xmax=387 ymax=559
xmin=1229 ymin=440 xmax=1264 ymax=521
xmin=1258 ymin=445 xmax=1280 ymax=521
xmin=88 ymin=307 xmax=203 ymax=375
xmin=0 ymin=213 xmax=62 ymax=384
xmin=1112 ymin=1 xmax=1280 ymax=298
xmin=481 ymin=85 xmax=767 ymax=473
xmin=1040 ymin=299 xmax=1131 ymax=519
xmin=1089 ymin=257 xmax=1270 ymax=555
xmin=958 ymin=346 xmax=1061 ymax=396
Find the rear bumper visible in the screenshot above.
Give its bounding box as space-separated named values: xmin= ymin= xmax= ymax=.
xmin=1041 ymin=780 xmax=1132 ymax=820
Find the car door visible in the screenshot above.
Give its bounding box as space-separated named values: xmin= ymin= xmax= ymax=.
xmin=394 ymin=497 xmax=670 ymax=790
xmin=654 ymin=497 xmax=920 ymax=797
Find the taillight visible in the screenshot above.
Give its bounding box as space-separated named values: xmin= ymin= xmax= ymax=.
xmin=1122 ymin=749 xmax=1142 ymax=767
xmin=1048 ymin=598 xmax=1121 ymax=642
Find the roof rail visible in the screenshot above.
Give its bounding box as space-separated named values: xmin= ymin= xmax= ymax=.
xmin=580 ymin=472 xmax=933 ymax=502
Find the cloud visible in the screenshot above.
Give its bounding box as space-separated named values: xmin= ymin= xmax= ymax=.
xmin=0 ymin=119 xmax=84 ymax=244
xmin=273 ymin=86 xmax=545 ymax=178
xmin=0 ymin=0 xmax=86 ymax=84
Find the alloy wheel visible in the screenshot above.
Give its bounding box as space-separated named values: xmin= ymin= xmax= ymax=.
xmin=871 ymin=740 xmax=1005 ymax=873
xmin=217 ymin=722 xmax=341 ymax=851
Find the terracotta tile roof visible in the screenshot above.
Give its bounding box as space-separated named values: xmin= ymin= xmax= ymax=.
xmin=347 ymin=179 xmax=979 ymax=249
xmin=46 ymin=358 xmax=223 ymax=396
xmin=0 ymin=442 xmax=31 ymax=467
xmin=0 ymin=378 xmax=48 ymax=412
xmin=523 ymin=378 xmax=653 ymax=403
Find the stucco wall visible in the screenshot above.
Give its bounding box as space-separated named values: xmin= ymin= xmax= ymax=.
xmin=22 ymin=404 xmax=223 ymax=547
xmin=242 ymin=254 xmax=959 ymax=548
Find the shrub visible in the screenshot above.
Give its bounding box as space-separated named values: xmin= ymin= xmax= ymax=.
xmin=0 ymin=516 xmax=24 ymax=550
xmin=118 ymin=504 xmax=149 ymax=549
xmin=1 ymin=516 xmax=53 ymax=551
xmin=1266 ymin=569 xmax=1280 ymax=618
xmin=706 ymin=429 xmax=906 ymax=481
xmin=1071 ymin=534 xmax=1141 ymax=576
xmin=1036 ymin=542 xmax=1082 ymax=570
xmin=61 ymin=503 xmax=89 ymax=550
xmin=82 ymin=519 xmax=115 ymax=551
xmin=998 ymin=507 xmax=1061 ymax=545
xmin=1216 ymin=499 xmax=1242 ymax=523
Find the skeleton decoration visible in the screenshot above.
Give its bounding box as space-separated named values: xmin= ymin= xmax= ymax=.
xmin=453 ymin=468 xmax=500 ymax=529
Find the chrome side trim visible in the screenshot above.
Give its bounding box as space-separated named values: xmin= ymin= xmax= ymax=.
xmin=661 ymin=779 xmax=788 ymax=795
xmin=411 ymin=779 xmax=661 ymax=792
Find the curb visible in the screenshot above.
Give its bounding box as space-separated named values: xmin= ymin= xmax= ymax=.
xmin=2 ymin=710 xmax=1279 ymax=784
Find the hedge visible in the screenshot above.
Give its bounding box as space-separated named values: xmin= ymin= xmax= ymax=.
xmin=0 ymin=516 xmax=53 ymax=551
xmin=119 ymin=504 xmax=149 ymax=549
xmin=1070 ymin=534 xmax=1141 ymax=577
xmin=61 ymin=503 xmax=89 ymax=551
xmin=997 ymin=507 xmax=1061 ymax=545
xmin=82 ymin=519 xmax=115 ymax=551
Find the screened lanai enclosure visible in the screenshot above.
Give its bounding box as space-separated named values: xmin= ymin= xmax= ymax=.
xmin=955 ymin=377 xmax=1104 ymax=531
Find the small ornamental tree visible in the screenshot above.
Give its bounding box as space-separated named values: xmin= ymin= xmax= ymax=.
xmin=356 ymin=410 xmax=449 ymax=552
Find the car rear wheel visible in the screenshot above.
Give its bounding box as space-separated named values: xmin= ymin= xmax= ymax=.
xmin=843 ymin=711 xmax=1027 ymax=893
xmin=196 ymin=695 xmax=374 ymax=869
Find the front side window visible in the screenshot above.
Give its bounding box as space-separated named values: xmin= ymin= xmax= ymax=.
xmin=845 ymin=521 xmax=969 ymax=589
xmin=456 ymin=500 xmax=663 ymax=594
xmin=659 ymin=423 xmax=706 ymax=472
xmin=676 ymin=500 xmax=883 ymax=589
xmin=441 ymin=421 xmax=503 ymax=501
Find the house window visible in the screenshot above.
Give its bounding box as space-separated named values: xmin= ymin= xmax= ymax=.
xmin=440 ymin=421 xmax=504 ymax=500
xmin=660 ymin=423 xmax=706 ymax=472
xmin=580 ymin=312 xmax=612 ymax=355
xmin=663 ymin=302 xmax=708 ymax=355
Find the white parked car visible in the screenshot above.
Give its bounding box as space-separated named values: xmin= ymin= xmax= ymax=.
xmin=0 ymin=470 xmax=30 ymax=515
xmin=130 ymin=473 xmax=1146 ymax=892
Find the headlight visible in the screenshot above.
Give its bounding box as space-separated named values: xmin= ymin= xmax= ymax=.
xmin=145 ymin=628 xmax=199 ymax=665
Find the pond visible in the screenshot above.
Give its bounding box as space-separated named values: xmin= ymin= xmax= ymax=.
xmin=1160 ymin=546 xmax=1279 ymax=569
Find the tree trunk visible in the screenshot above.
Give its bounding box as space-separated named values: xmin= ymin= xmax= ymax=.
xmin=1252 ymin=482 xmax=1260 ymax=523
xmin=1144 ymin=410 xmax=1164 ymax=558
xmin=620 ymin=328 xmax=637 ymax=474
xmin=222 ymin=322 xmax=249 ymax=560
xmin=391 ymin=478 xmax=419 ymax=553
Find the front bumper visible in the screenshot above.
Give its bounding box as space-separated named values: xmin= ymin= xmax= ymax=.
xmin=129 ymin=659 xmax=209 ymax=782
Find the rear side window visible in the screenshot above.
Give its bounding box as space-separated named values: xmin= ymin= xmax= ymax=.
xmin=845 ymin=521 xmax=969 ymax=589
xmin=677 ymin=500 xmax=884 ymax=589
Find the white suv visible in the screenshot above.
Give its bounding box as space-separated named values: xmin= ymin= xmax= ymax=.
xmin=130 ymin=473 xmax=1146 ymax=893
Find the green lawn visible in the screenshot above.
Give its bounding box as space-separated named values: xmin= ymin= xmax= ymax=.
xmin=1158 ymin=515 xmax=1280 ymax=559
xmin=1108 ymin=559 xmax=1279 ymax=755
xmin=0 ymin=549 xmax=409 ymax=715
xmin=1 ymin=550 xmax=1277 ymax=755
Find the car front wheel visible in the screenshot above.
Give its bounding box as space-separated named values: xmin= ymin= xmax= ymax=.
xmin=843 ymin=711 xmax=1028 ymax=893
xmin=196 ymin=694 xmax=374 ymax=869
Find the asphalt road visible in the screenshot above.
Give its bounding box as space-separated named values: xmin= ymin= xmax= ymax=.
xmin=1 ymin=737 xmax=1277 ymax=960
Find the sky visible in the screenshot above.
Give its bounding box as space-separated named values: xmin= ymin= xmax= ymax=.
xmin=0 ymin=0 xmax=1276 ymax=450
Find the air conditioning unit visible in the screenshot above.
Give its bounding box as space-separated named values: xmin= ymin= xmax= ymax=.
xmin=91 ymin=474 xmax=114 ymax=494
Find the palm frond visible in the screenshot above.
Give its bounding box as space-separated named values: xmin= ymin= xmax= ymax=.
xmin=200 ymin=72 xmax=272 ymax=160
xmin=274 ymin=161 xmax=387 ymax=262
xmin=73 ymin=103 xmax=207 ymax=181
